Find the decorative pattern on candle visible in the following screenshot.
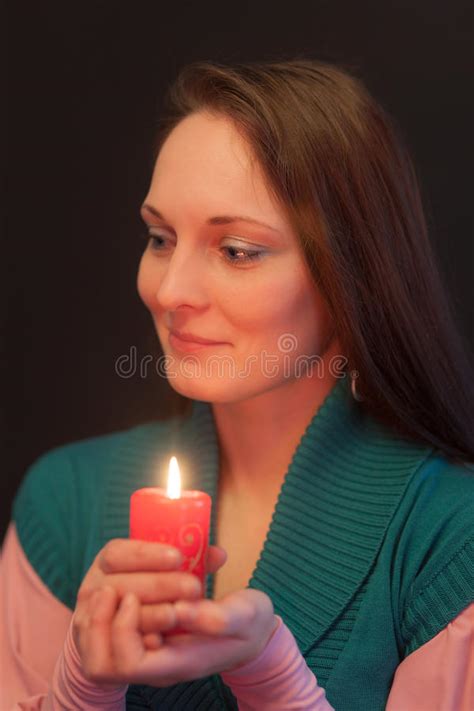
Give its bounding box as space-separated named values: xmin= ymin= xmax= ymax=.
xmin=178 ymin=523 xmax=205 ymax=573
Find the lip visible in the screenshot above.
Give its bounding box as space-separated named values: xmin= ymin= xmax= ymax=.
xmin=170 ymin=329 xmax=222 ymax=345
xmin=169 ymin=329 xmax=226 ymax=353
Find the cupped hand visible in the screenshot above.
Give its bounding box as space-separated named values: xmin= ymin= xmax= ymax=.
xmin=73 ymin=538 xmax=226 ymax=649
xmin=76 ymin=584 xmax=277 ymax=687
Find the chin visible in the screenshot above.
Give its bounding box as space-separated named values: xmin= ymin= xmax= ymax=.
xmin=166 ymin=378 xmax=209 ymax=401
xmin=165 ymin=374 xmax=240 ymax=403
xmin=166 ymin=368 xmax=298 ymax=405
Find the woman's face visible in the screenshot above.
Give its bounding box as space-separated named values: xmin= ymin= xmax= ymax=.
xmin=137 ymin=111 xmax=337 ymax=403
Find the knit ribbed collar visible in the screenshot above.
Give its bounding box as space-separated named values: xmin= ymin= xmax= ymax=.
xmin=104 ymin=373 xmax=433 ymax=656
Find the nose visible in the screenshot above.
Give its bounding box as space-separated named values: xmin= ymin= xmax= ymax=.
xmin=154 ymin=247 xmax=208 ymax=312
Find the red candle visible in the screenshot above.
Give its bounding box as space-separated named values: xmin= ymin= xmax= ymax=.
xmin=129 ymin=455 xmax=212 ymax=594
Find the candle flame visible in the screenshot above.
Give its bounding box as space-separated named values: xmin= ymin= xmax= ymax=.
xmin=167 ymin=456 xmax=181 ymax=499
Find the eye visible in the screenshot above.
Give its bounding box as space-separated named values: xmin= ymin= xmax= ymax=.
xmin=220 ymin=241 xmax=265 ymax=265
xmin=141 ymin=229 xmax=173 ymax=252
xmin=140 ymin=228 xmax=266 ymax=265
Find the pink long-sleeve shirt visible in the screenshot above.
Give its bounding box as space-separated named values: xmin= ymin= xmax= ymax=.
xmin=1 ymin=522 xmax=473 ymax=710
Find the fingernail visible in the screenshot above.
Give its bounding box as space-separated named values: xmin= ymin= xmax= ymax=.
xmin=184 ymin=577 xmax=202 ymax=597
xmin=165 ymin=548 xmax=182 ymax=564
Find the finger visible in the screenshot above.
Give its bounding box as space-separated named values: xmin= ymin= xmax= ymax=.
xmin=99 ymin=539 xmax=183 ymax=573
xmin=81 ymin=586 xmax=120 ymax=682
xmin=174 ymin=590 xmax=270 ymax=638
xmin=72 ymin=604 xmax=88 ymax=649
xmin=140 ymin=602 xmax=177 ymax=633
xmin=205 ymin=546 xmax=227 ymax=574
xmin=110 ymin=592 xmax=146 ymax=677
xmin=103 ymin=571 xmax=202 ymax=604
xmin=174 ymin=599 xmax=231 ymax=636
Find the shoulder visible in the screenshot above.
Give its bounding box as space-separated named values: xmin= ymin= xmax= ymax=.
xmin=415 ymin=451 xmax=474 ymax=489
xmin=403 ymin=452 xmax=474 ymax=538
xmin=13 ymin=423 xmax=153 ymax=515
xmin=395 ymin=452 xmax=474 ymax=655
xmin=13 ymin=418 xmax=177 ymax=513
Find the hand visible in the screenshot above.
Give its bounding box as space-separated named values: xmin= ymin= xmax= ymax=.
xmin=76 ymin=584 xmax=277 ymax=687
xmin=73 ymin=539 xmax=226 ymax=650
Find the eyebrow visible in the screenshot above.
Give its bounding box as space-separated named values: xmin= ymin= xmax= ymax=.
xmin=141 ymin=203 xmax=282 ymax=235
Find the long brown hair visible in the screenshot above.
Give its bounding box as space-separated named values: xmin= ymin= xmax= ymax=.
xmin=150 ymin=58 xmax=474 ymax=466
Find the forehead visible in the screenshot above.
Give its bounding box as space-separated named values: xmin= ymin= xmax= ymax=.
xmin=147 ymin=112 xmax=290 ymax=230
xmin=154 ymin=111 xmax=255 ymax=184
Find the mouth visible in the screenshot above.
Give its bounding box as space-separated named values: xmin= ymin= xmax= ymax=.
xmin=170 ymin=329 xmax=223 ymax=345
xmin=168 ymin=329 xmax=226 ymax=353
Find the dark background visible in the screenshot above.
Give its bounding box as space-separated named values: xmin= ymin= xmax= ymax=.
xmin=4 ymin=1 xmax=473 ymax=541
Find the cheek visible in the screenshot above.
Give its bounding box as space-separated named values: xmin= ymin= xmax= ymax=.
xmin=224 ymin=279 xmax=316 ymax=346
xmin=253 ymin=279 xmax=329 ymax=352
xmin=295 ymin=286 xmax=333 ymax=351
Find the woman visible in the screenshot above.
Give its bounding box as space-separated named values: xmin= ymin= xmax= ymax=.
xmin=2 ymin=59 xmax=474 ymax=710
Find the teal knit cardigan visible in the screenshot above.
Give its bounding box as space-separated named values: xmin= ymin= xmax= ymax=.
xmin=13 ymin=374 xmax=474 ymax=710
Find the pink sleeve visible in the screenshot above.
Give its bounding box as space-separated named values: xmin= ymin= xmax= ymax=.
xmin=221 ymin=606 xmax=474 ymax=711
xmin=0 ymin=522 xmax=72 ymax=709
xmin=386 ymin=601 xmax=474 ymax=711
xmin=0 ymin=522 xmax=127 ymax=711
xmin=221 ymin=615 xmax=335 ymax=710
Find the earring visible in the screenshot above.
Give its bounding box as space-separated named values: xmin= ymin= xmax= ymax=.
xmin=350 ymin=370 xmax=364 ymax=402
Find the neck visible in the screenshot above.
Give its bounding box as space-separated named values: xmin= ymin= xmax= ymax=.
xmin=211 ymin=339 xmax=342 ymax=497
